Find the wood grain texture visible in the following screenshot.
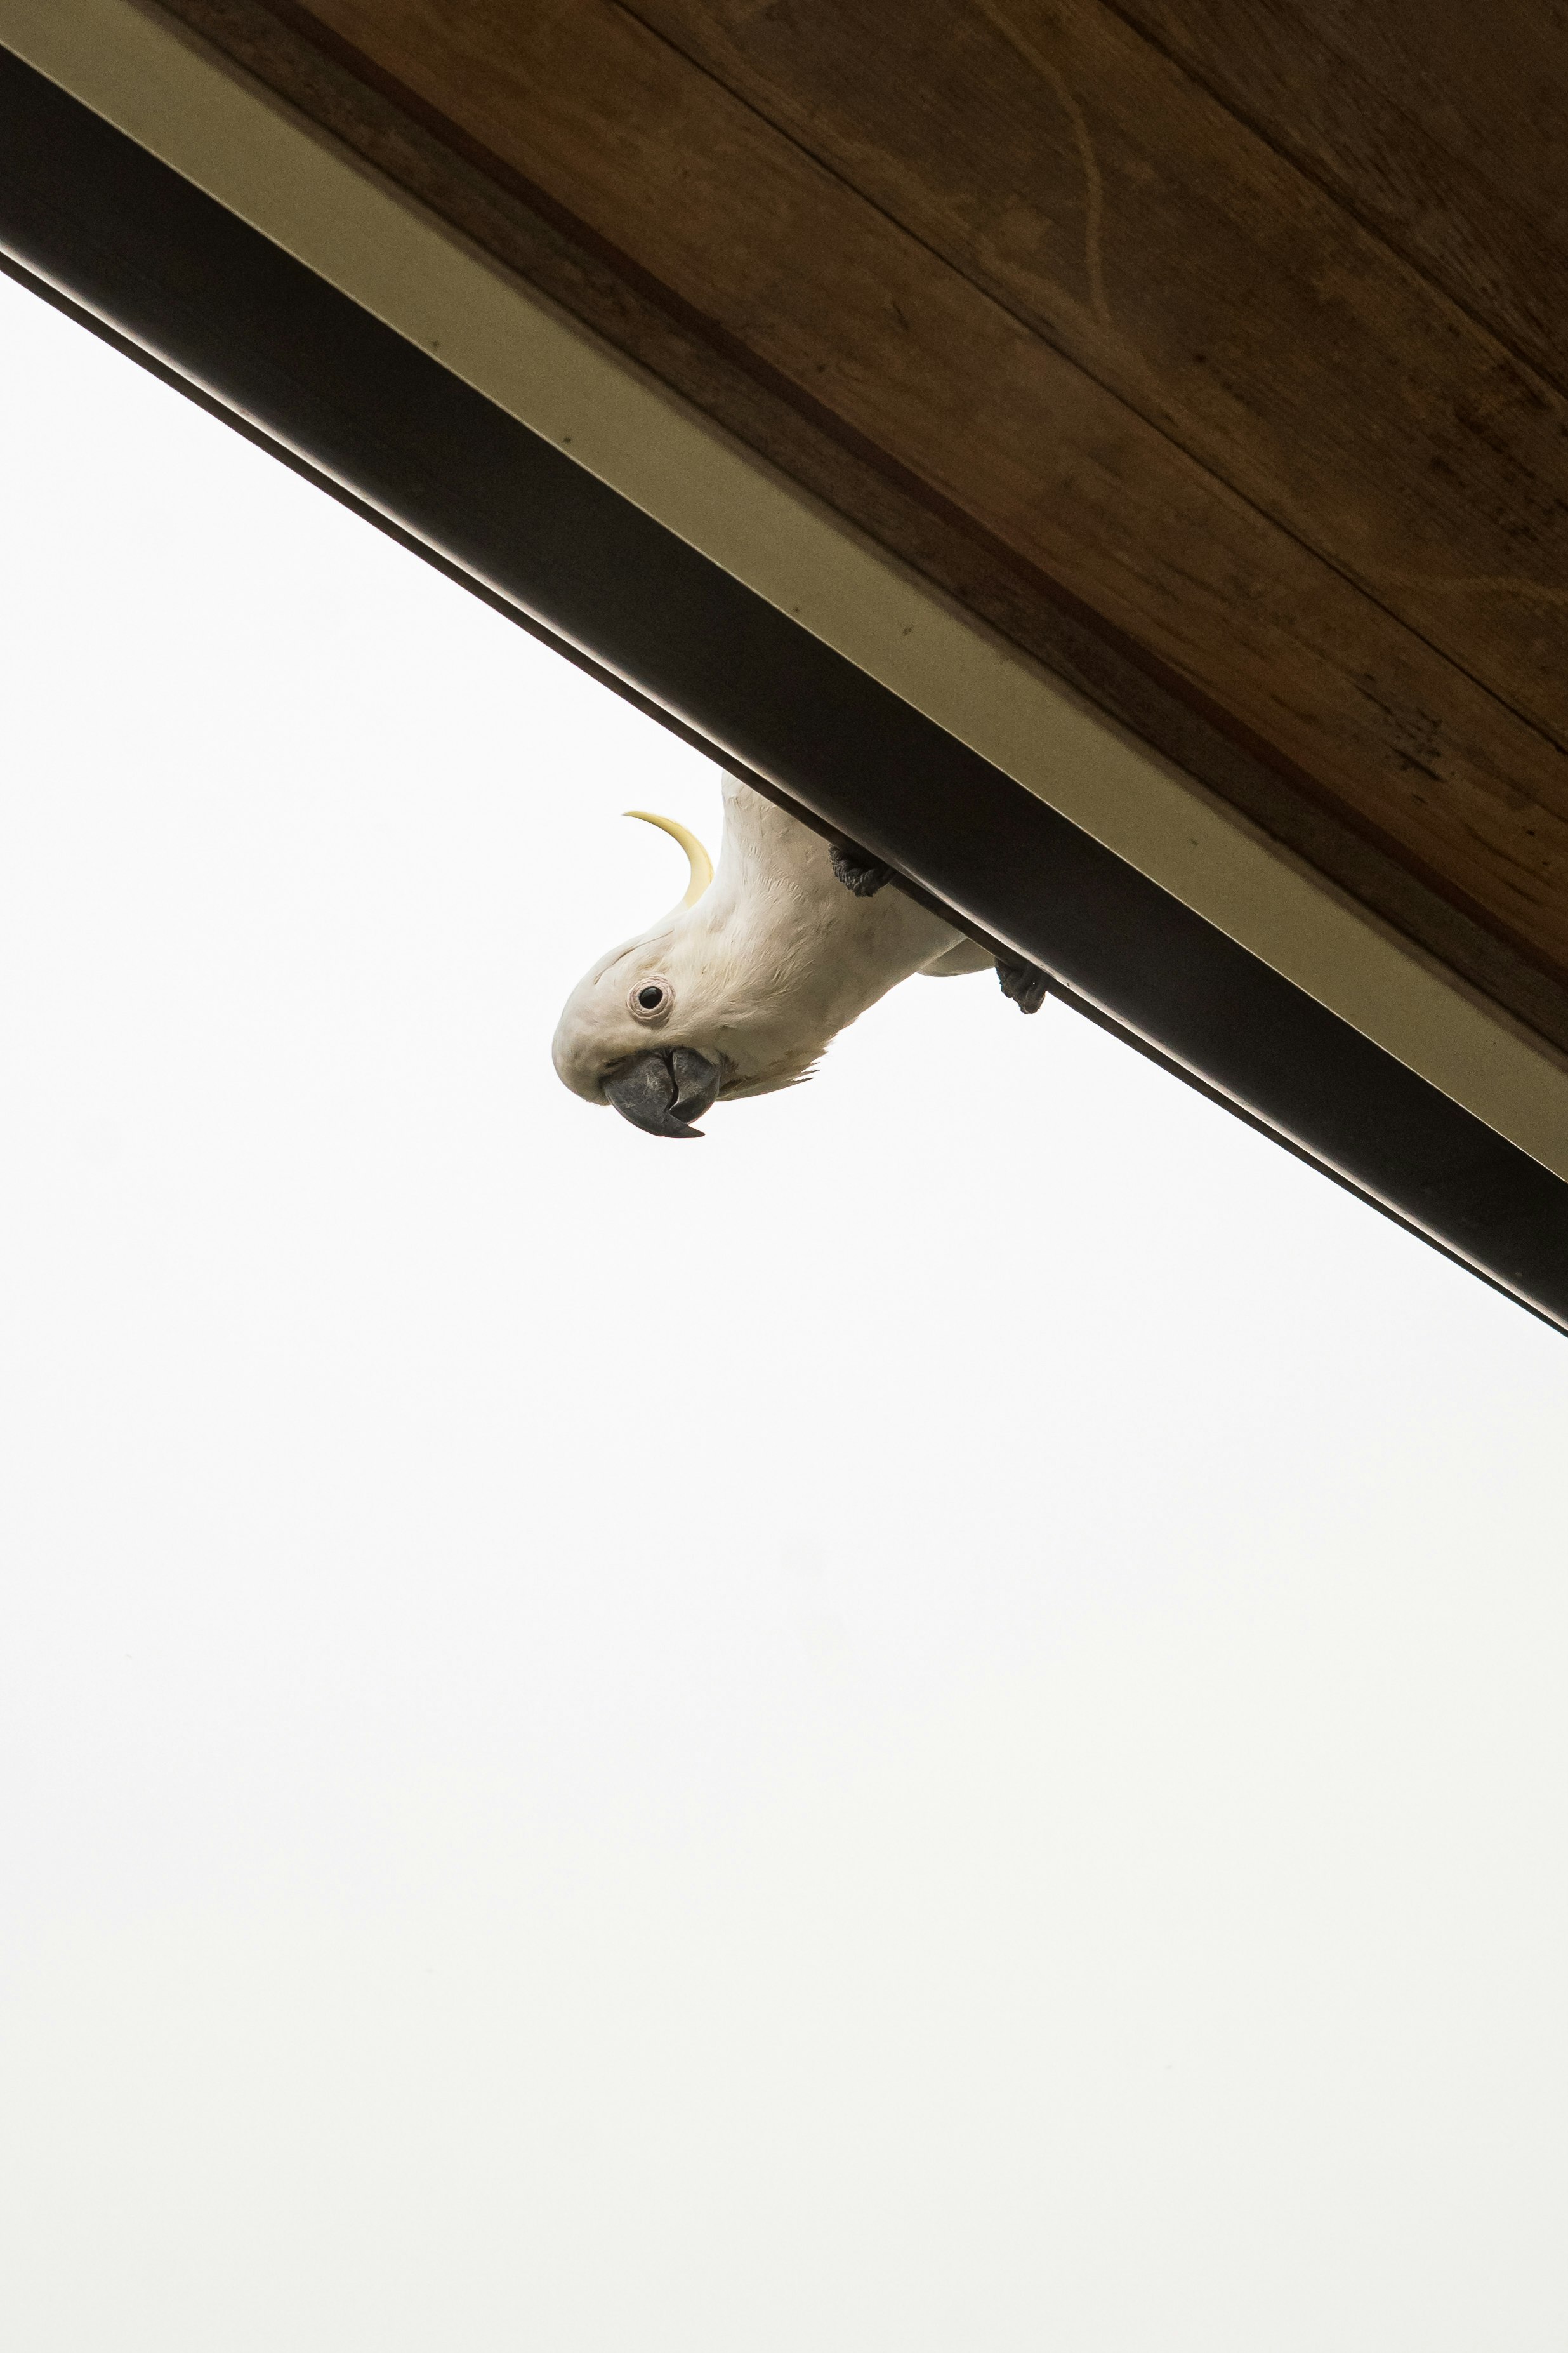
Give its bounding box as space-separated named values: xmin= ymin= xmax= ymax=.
xmin=251 ymin=0 xmax=1568 ymax=965
xmin=626 ymin=0 xmax=1568 ymax=750
xmin=131 ymin=0 xmax=1568 ymax=1059
xmin=1106 ymin=0 xmax=1568 ymax=398
xmin=144 ymin=0 xmax=1568 ymax=1040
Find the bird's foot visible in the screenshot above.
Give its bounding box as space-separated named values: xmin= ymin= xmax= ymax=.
xmin=831 ymin=842 xmax=895 ymax=897
xmin=997 ymin=958 xmax=1050 ymax=1014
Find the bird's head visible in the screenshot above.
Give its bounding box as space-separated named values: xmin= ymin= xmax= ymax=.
xmin=552 ymin=809 xmax=776 ymax=1139
xmin=555 ymin=793 xmax=961 ymax=1136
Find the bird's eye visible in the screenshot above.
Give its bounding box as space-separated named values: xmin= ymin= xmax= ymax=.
xmin=628 ymin=977 xmax=672 ymax=1021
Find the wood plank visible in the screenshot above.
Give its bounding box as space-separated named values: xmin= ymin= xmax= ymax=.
xmin=138 ymin=0 xmax=1568 ymax=1057
xmin=251 ymin=0 xmax=1568 ymax=975
xmin=1107 ymin=0 xmax=1568 ymax=396
xmin=619 ymin=0 xmax=1568 ymax=756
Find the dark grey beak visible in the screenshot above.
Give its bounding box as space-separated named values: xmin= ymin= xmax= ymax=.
xmin=602 ymin=1046 xmax=722 ymax=1139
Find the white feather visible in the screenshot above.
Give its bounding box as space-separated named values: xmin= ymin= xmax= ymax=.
xmin=552 ymin=779 xmax=984 ymax=1110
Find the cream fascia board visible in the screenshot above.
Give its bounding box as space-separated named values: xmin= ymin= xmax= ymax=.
xmin=8 ymin=0 xmax=1568 ymax=1180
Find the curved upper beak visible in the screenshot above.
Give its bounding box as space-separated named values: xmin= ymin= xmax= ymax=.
xmin=602 ymin=1046 xmax=722 ymax=1139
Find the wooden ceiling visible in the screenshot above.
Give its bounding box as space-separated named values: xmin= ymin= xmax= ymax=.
xmin=159 ymin=0 xmax=1568 ymax=1056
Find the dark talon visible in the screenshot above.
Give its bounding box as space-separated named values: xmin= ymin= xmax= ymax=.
xmin=997 ymin=959 xmax=1050 ymax=1014
xmin=831 ymin=842 xmax=895 ymax=897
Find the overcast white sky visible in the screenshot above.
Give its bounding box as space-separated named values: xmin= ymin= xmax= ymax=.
xmin=2 ymin=263 xmax=1567 ymax=2351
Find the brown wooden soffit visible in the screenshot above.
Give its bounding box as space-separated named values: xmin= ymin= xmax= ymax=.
xmin=154 ymin=0 xmax=1568 ymax=1057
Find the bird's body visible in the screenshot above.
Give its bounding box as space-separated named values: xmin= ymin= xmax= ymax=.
xmin=553 ymin=779 xmax=1026 ymax=1137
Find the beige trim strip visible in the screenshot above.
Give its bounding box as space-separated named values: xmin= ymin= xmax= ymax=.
xmin=8 ymin=0 xmax=1568 ymax=1178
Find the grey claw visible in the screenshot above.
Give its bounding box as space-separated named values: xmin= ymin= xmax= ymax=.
xmin=997 ymin=959 xmax=1050 ymax=1014
xmin=831 ymin=842 xmax=895 ymax=897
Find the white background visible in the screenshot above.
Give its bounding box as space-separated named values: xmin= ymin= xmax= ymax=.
xmin=2 ymin=266 xmax=1566 ymax=2350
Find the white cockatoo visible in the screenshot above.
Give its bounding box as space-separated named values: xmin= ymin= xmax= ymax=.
xmin=552 ymin=778 xmax=1046 ymax=1137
